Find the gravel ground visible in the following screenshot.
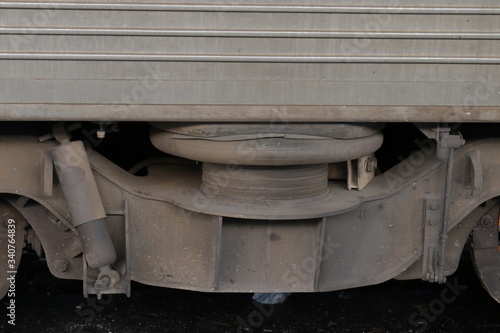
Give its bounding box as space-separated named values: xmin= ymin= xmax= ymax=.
xmin=2 ymin=252 xmax=500 ymax=333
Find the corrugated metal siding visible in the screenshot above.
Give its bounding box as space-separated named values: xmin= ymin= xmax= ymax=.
xmin=0 ymin=0 xmax=498 ymax=121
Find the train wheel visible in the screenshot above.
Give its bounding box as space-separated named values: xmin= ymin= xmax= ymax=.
xmin=471 ymin=203 xmax=500 ymax=303
xmin=0 ymin=199 xmax=27 ymax=299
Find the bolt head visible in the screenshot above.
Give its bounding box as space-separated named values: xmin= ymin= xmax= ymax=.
xmin=429 ymin=203 xmax=439 ymax=211
xmin=480 ymin=215 xmax=495 ymax=228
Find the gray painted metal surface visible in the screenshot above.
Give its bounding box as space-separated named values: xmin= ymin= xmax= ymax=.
xmin=0 ymin=0 xmax=499 ymax=121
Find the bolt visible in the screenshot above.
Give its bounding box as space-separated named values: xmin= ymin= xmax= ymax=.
xmin=94 ymin=275 xmax=111 ymax=290
xmin=97 ymin=130 xmax=106 ymax=139
xmin=480 ymin=215 xmax=495 ymax=228
xmin=429 ymin=203 xmax=439 ymax=211
xmin=54 ymin=259 xmax=69 ymax=273
xmin=429 ymin=219 xmax=438 ymax=226
xmin=94 ymin=280 xmax=103 ymax=290
xmin=101 ymin=275 xmax=111 ymax=287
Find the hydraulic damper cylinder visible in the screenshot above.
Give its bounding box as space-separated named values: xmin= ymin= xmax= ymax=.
xmin=52 ymin=140 xmax=118 ymax=283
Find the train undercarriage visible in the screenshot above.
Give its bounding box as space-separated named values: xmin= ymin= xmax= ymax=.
xmin=1 ymin=121 xmax=499 ymax=303
xmin=0 ymin=0 xmax=499 ymax=308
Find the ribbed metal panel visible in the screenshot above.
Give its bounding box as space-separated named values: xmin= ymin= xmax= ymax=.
xmin=0 ymin=0 xmax=498 ymax=121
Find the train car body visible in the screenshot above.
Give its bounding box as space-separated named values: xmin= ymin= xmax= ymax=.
xmin=0 ymin=0 xmax=499 ymax=304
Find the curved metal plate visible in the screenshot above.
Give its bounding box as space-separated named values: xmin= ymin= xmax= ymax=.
xmin=472 ymin=204 xmax=500 ymax=303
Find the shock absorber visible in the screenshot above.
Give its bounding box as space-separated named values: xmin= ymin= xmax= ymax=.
xmin=50 ymin=123 xmax=120 ymax=290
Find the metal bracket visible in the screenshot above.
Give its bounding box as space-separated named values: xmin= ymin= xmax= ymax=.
xmin=39 ymin=122 xmax=82 ymax=143
xmin=83 ymin=259 xmax=129 ymax=299
xmin=83 ymin=207 xmax=131 ymax=299
xmin=347 ymin=154 xmax=377 ymax=191
xmin=436 ymin=126 xmax=465 ymax=161
xmin=43 ymin=152 xmax=53 ymax=197
xmin=422 ymin=197 xmax=443 ymax=283
xmin=413 ymin=123 xmax=438 ymax=140
xmin=433 ymin=126 xmax=464 ymax=283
